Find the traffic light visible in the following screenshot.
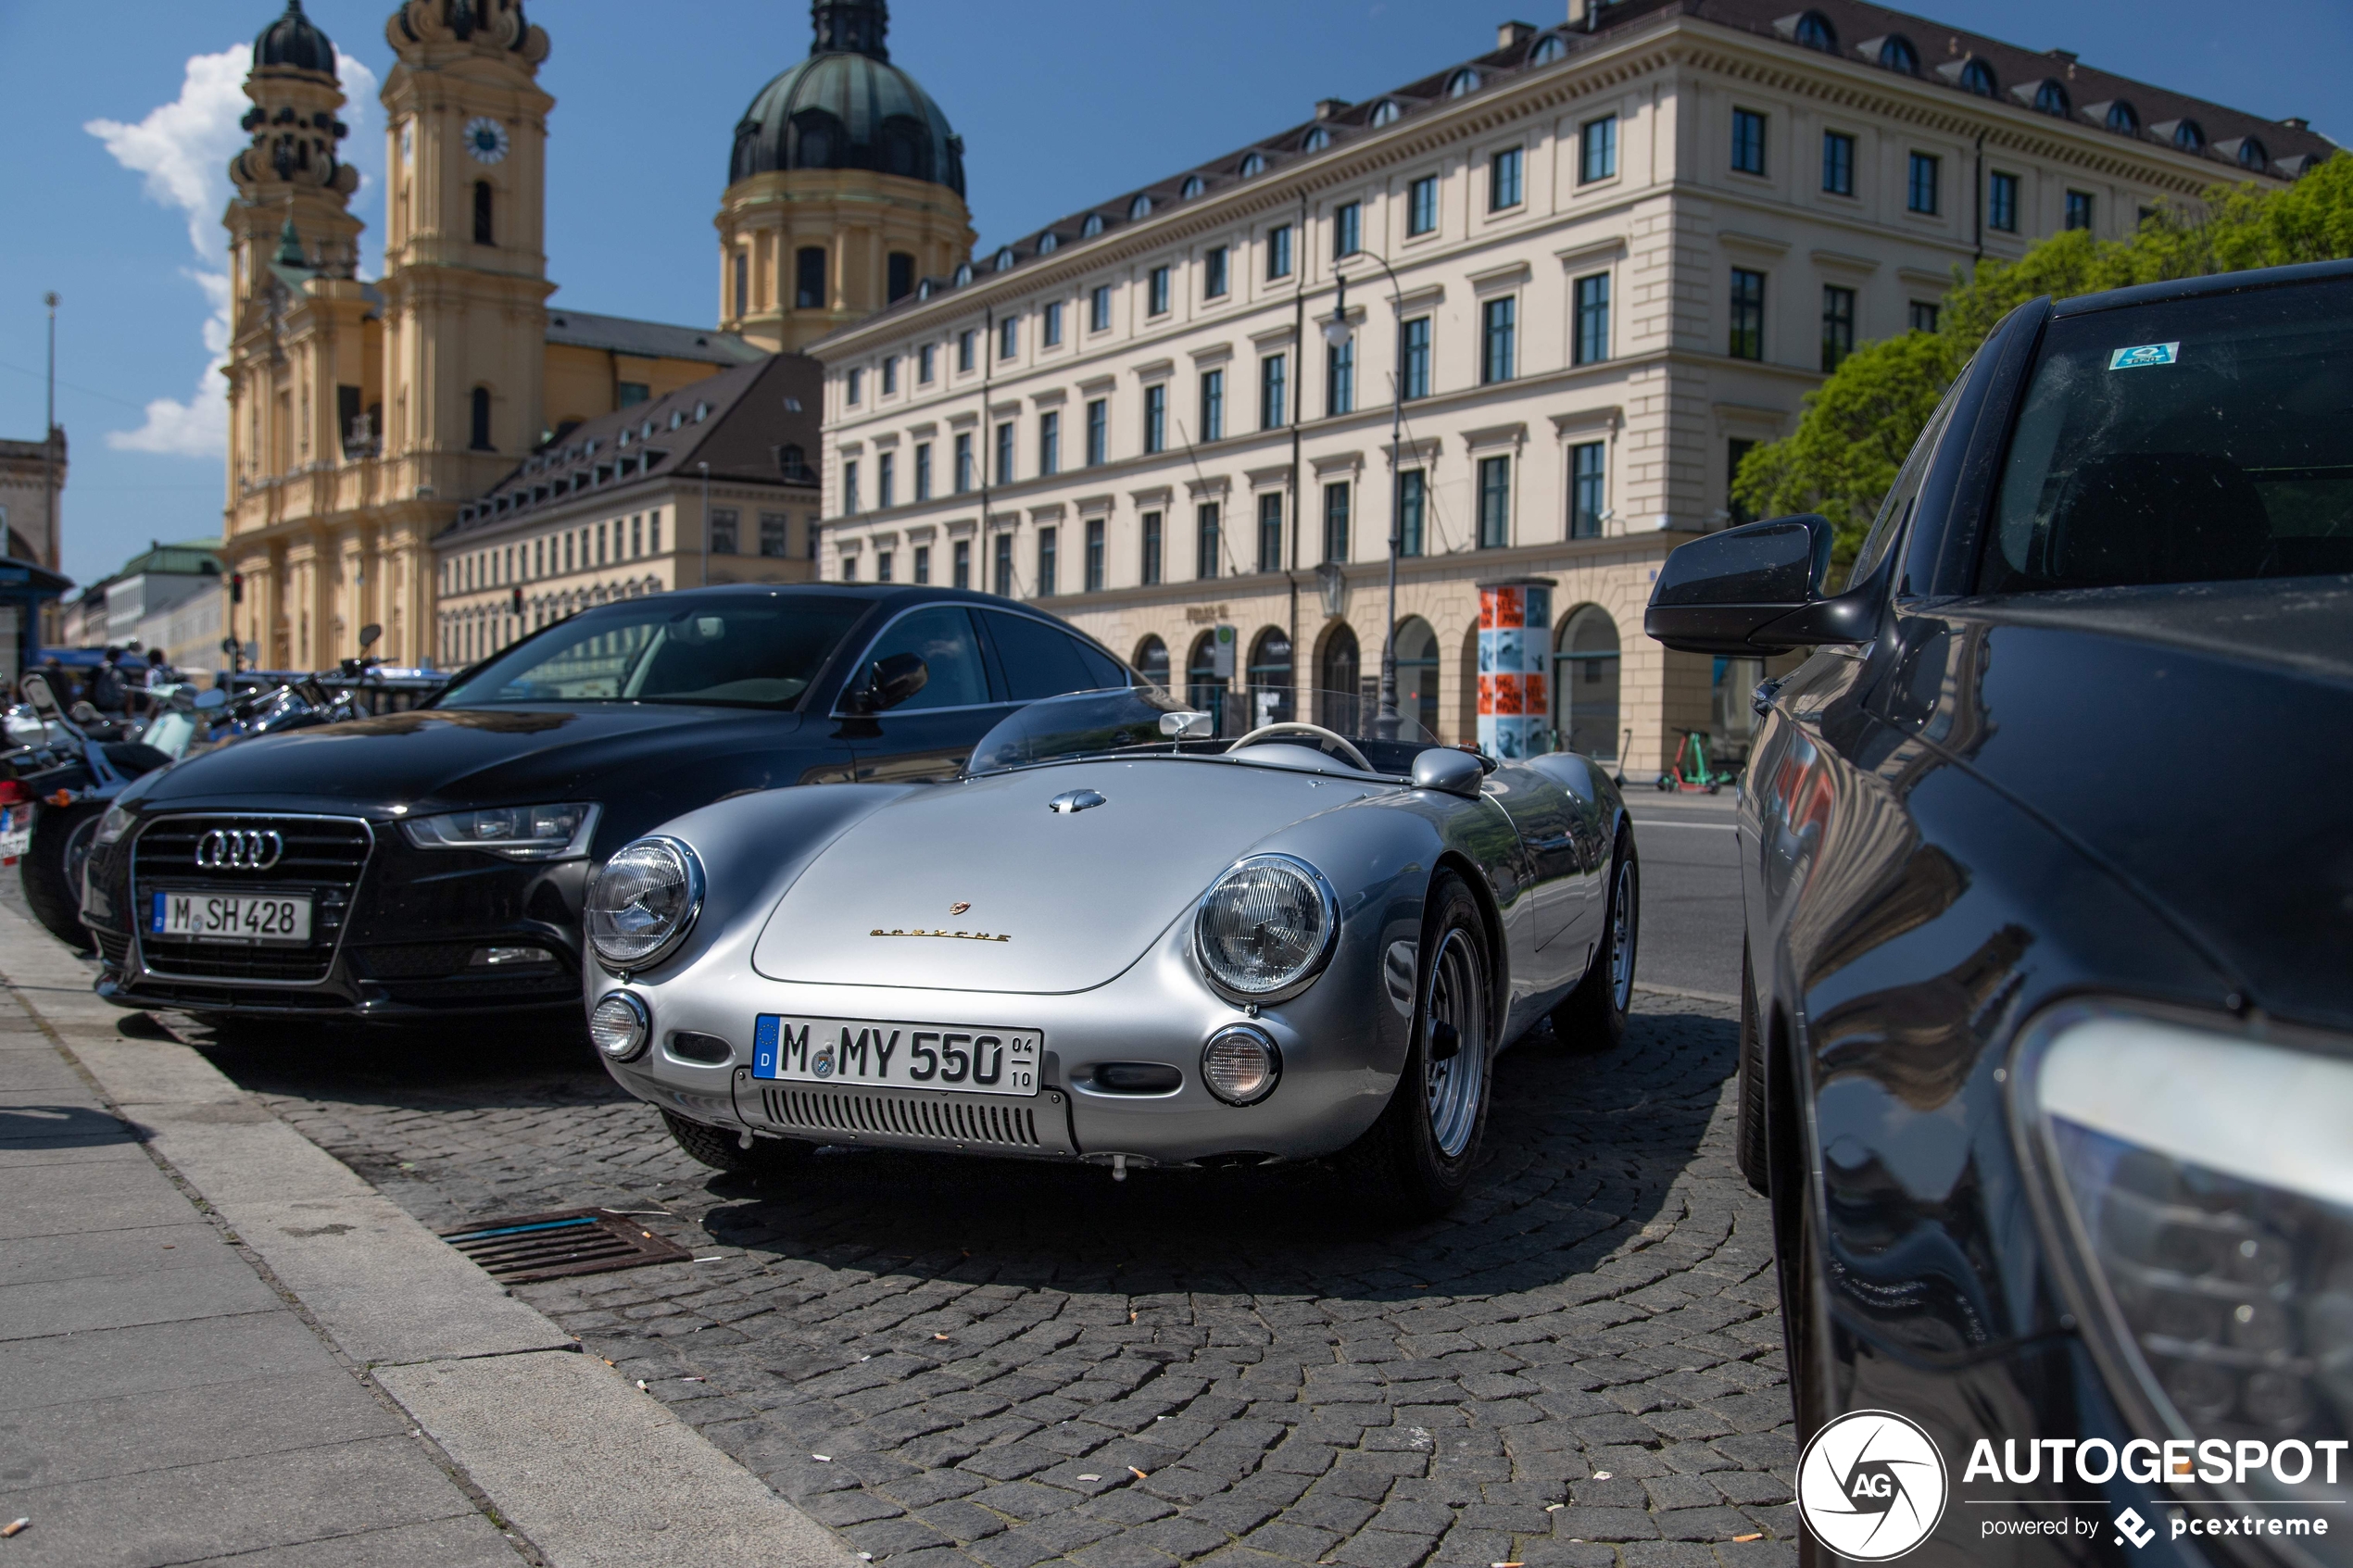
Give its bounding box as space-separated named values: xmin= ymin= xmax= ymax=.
xmin=510 ymin=585 xmax=523 ymax=616
xmin=229 ymin=571 xmax=245 ymax=604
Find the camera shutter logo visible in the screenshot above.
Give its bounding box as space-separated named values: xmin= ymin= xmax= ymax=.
xmin=1794 ymin=1410 xmax=1948 ymax=1560
xmin=195 ymin=828 xmax=284 ymax=872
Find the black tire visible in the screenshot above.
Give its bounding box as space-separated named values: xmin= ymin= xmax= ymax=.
xmin=20 ymin=800 xmax=106 ymax=952
xmin=1769 ymin=1057 xmax=1830 ymax=1464
xmin=1340 ymin=871 xmax=1494 ymax=1221
xmin=1551 ymin=830 xmax=1638 ymax=1053
xmin=1735 ymin=941 xmax=1769 ymax=1194
xmin=661 ymin=1109 xmax=810 ymax=1177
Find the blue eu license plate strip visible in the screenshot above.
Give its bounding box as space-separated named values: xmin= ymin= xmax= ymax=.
xmin=753 ymin=1014 xmax=1041 ymax=1097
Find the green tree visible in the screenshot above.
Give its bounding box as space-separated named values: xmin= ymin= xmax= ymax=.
xmin=1733 ymin=156 xmax=2353 ymax=572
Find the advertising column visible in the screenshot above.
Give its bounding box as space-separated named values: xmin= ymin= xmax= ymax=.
xmin=1477 ymin=576 xmax=1553 ymax=759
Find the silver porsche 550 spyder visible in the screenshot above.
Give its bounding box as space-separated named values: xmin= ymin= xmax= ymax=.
xmin=582 ymin=685 xmax=1638 ymax=1215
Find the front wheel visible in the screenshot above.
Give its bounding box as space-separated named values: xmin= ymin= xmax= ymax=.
xmin=661 ymin=1110 xmax=811 ymax=1178
xmin=1552 ymin=832 xmax=1638 ymax=1053
xmin=21 ymin=800 xmax=106 ymax=951
xmin=1340 ymin=872 xmax=1493 ymax=1221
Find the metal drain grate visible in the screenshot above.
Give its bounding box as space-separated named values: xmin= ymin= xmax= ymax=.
xmin=439 ymin=1208 xmax=693 ymax=1284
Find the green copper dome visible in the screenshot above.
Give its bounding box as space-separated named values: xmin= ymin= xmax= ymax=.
xmin=729 ymin=1 xmax=964 ymax=198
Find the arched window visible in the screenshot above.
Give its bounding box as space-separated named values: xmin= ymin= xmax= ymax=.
xmin=1128 ymin=193 xmax=1153 ymax=220
xmin=2033 ymin=80 xmax=2070 ymax=117
xmin=1315 ymin=623 xmax=1361 ymax=733
xmin=1552 ymin=606 xmax=1621 ymax=759
xmin=1446 ymin=69 xmax=1481 ymax=98
xmin=2237 ymin=136 xmax=2270 ymax=170
xmin=1180 ymin=174 xmax=1205 ymax=198
xmin=796 ymin=245 xmax=826 ymax=309
xmin=1037 ymin=232 xmax=1059 ymax=254
xmin=1877 ymin=34 xmax=1919 ymax=75
xmin=1793 ymin=11 xmax=1836 ymax=51
xmin=2172 ymin=119 xmax=2206 ymax=152
xmin=1081 ymin=213 xmax=1105 ymax=237
xmin=1302 ymin=126 xmax=1330 ymax=152
xmin=2107 ymin=100 xmax=2141 ymax=135
xmin=1957 ymin=58 xmax=1996 ymax=97
xmin=1394 ymin=617 xmax=1440 ymax=739
xmin=1133 ymin=634 xmax=1170 ymax=689
xmin=1186 ymin=630 xmax=1228 ymax=726
xmin=993 ymin=246 xmax=1017 ymax=270
xmin=472 ymin=180 xmax=493 ymax=245
xmin=1528 ymin=33 xmax=1567 ymax=66
xmin=469 ymin=386 xmax=493 ymax=452
xmin=1246 ymin=628 xmax=1294 ymax=727
xmin=916 ymin=279 xmax=933 ymax=300
xmin=1368 ymin=99 xmax=1402 ymax=126
xmin=1239 ymin=152 xmax=1267 ymax=177
xmin=953 ymin=261 xmax=974 ymax=285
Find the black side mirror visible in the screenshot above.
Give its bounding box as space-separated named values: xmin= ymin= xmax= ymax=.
xmin=847 ymin=652 xmax=928 ymax=714
xmin=1643 ymin=514 xmax=1877 ymax=654
xmin=358 ymin=622 xmax=382 ymax=652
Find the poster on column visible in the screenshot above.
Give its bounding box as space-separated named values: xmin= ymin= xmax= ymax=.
xmin=1477 ymin=578 xmax=1553 ymax=760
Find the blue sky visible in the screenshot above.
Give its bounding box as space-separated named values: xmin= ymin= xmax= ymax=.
xmin=3 ymin=0 xmax=2347 ymax=591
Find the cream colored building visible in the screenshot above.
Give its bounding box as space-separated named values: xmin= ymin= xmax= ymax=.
xmin=0 ymin=432 xmax=66 ymax=571
xmin=814 ymin=0 xmax=2327 ymax=773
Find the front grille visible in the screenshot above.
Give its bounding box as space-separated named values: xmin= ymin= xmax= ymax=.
xmin=760 ymin=1085 xmax=1047 ymax=1149
xmin=92 ymin=931 xmax=131 ymax=969
xmin=132 ymin=813 xmax=371 ymax=985
xmin=349 ymin=942 xmax=474 ymax=979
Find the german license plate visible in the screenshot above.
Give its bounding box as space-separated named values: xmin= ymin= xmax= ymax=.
xmin=752 ymin=1016 xmax=1041 ymax=1098
xmin=0 ymin=808 xmax=26 ymax=866
xmin=149 ymin=889 xmax=313 ymax=944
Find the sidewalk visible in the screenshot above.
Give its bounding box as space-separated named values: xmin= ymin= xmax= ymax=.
xmin=0 ymin=900 xmax=858 ymax=1568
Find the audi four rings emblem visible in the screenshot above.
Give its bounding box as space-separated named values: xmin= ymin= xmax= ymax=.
xmin=195 ymin=828 xmax=285 ymax=871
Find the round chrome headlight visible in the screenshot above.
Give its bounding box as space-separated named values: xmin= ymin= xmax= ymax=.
xmin=1202 ymin=1025 xmax=1281 ymax=1105
xmin=589 ymin=991 xmax=650 ymax=1061
xmin=585 ymin=837 xmax=705 ymax=971
xmin=1192 ymin=853 xmax=1338 ymax=1001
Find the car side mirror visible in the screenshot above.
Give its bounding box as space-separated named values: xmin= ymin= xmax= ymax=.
xmin=19 ymin=671 xmax=60 ymax=720
xmin=1643 ymin=513 xmax=1876 ymax=655
xmin=195 ymin=687 xmax=228 ymax=711
xmin=848 ymin=652 xmax=928 ymax=714
xmin=358 ymin=622 xmax=382 ymax=652
xmin=1410 ymin=746 xmax=1485 ymax=799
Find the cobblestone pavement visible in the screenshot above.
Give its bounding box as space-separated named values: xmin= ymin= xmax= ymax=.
xmin=186 ymin=991 xmax=1798 ymax=1568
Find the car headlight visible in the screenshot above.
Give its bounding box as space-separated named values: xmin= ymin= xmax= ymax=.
xmin=400 ymin=802 xmax=598 ymax=860
xmin=2019 ymin=1002 xmax=2353 ymax=1507
xmin=94 ymin=799 xmax=135 ymax=847
xmin=585 ymin=837 xmax=704 ymax=971
xmin=1193 ymin=853 xmax=1338 ymax=1002
xmin=1202 ymin=1025 xmax=1282 ymax=1105
xmin=589 ymin=991 xmax=650 ymax=1061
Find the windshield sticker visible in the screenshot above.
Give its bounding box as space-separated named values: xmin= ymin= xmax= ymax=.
xmin=2108 ymin=342 xmax=2180 ymax=370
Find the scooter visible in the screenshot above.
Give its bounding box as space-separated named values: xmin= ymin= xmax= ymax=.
xmin=1655 ymin=730 xmax=1730 ymax=795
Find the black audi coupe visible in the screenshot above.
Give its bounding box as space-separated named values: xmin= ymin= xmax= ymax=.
xmin=79 ymin=585 xmax=1130 ymax=1022
xmin=1649 ymin=260 xmax=2353 ymax=1563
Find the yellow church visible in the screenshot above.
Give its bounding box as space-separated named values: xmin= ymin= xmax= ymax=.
xmin=220 ymin=0 xmax=974 ymax=671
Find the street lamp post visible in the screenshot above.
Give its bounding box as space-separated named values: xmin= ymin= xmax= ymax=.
xmin=1320 ymin=256 xmax=1407 ymax=740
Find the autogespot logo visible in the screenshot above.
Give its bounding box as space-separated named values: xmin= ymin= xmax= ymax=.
xmin=1796 ymin=1410 xmax=1950 ymax=1560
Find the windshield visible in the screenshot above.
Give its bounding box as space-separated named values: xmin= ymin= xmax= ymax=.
xmin=967 ymin=686 xmax=1441 ymax=776
xmin=1982 ymin=275 xmax=2353 ymax=592
xmin=436 ymin=596 xmax=868 ymax=709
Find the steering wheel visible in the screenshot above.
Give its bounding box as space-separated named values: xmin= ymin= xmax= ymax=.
xmin=1227 ymin=721 xmax=1376 ymax=773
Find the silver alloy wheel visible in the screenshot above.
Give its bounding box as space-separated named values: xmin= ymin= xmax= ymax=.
xmin=1424 ymin=926 xmax=1487 ymax=1159
xmin=1608 ymin=854 xmax=1638 ymax=1014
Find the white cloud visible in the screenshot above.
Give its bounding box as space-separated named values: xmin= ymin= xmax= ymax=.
xmin=85 ymin=47 xmax=382 ymax=458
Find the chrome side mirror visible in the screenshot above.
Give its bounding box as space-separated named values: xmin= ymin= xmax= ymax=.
xmin=1410 ymin=746 xmax=1485 ymax=799
xmin=19 ymin=671 xmax=60 ymax=720
xmin=1158 ymin=710 xmax=1214 ymax=740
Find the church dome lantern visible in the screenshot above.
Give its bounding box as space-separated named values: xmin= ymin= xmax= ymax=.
xmin=729 ymin=0 xmax=965 ymax=196
xmin=254 ymin=0 xmax=337 ymax=77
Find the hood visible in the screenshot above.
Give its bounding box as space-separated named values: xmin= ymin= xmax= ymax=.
xmin=143 ymin=704 xmax=804 ymax=813
xmin=1931 ymin=578 xmax=2353 ymax=1032
xmin=750 ymin=758 xmax=1379 ymax=994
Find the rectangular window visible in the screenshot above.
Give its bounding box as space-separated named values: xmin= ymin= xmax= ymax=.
xmin=1200 ymin=368 xmax=1225 ymax=442
xmin=876 ymin=550 xmax=893 ymax=583
xmin=957 ymin=329 xmax=975 ymax=372
xmin=913 ymin=544 xmax=931 ymax=584
xmin=993 ymin=533 xmax=1013 ymax=597
xmin=999 ymin=315 xmax=1018 ymax=359
xmin=1408 ymin=174 xmax=1438 ymax=236
xmin=1042 ymin=300 xmax=1063 ymax=347
xmin=1266 ymin=223 xmax=1293 ymax=280
xmin=1476 ymin=456 xmax=1511 ymax=549
xmin=2066 ymin=189 xmax=2094 ymax=232
xmin=1085 ymin=398 xmax=1107 ymax=466
xmin=1085 ymin=518 xmax=1105 ymax=592
xmin=1580 ymin=115 xmax=1617 ymax=183
xmin=1260 ymin=353 xmax=1288 ymax=431
xmin=1570 ymin=442 xmax=1606 ymax=538
xmin=1327 ymin=337 xmax=1353 ymax=417
xmin=1728 ymin=438 xmax=1757 ymax=525
xmin=841 ymin=461 xmax=859 ymax=515
xmin=1731 ymin=107 xmax=1767 ymax=176
xmin=994 ymin=421 xmax=1014 ymax=484
xmin=913 ymin=442 xmax=932 ymax=502
xmin=882 ymin=357 xmax=899 ymax=395
xmin=1140 ymin=510 xmax=1163 ymax=585
xmin=841 ymin=556 xmax=855 ymax=582
xmin=759 ymin=512 xmax=788 ymax=558
xmin=1907 ymin=152 xmax=1940 ymax=216
xmin=952 ymin=538 xmax=971 ymax=588
xmin=797 ymin=245 xmax=826 ymax=309
xmin=847 ymin=368 xmax=863 ymax=405
xmin=953 ymin=431 xmax=974 ymax=493
xmin=1909 ymin=300 xmax=1940 ymax=334
xmin=1204 ymin=245 xmax=1229 ymax=299
xmin=1574 ymin=272 xmax=1610 ymax=365
xmin=1489 ymin=146 xmax=1523 ymax=211
xmin=1480 ymin=296 xmax=1516 ymax=384
xmin=1089 ymin=283 xmax=1112 ymax=332
xmin=919 ymin=344 xmax=936 ymax=383
xmin=1037 ymin=527 xmax=1057 ymax=596
xmin=1258 ymin=492 xmax=1283 ymax=572
xmin=1195 ymin=503 xmax=1220 ymax=581
xmin=711 ymin=507 xmax=739 ymax=555
xmin=1038 ymin=410 xmax=1060 ymax=476
xmin=1148 ymin=265 xmax=1171 ymax=316
xmin=1144 ymin=383 xmax=1168 ymax=454
xmin=1332 ymin=200 xmax=1362 ymax=258
xmin=1400 ymin=317 xmax=1431 ymax=400
xmin=1820 ymin=284 xmax=1856 ymax=371
xmin=877 ymin=450 xmax=896 ymax=509
xmin=1989 ymin=170 xmax=2020 ymax=232
xmin=1729 ymin=268 xmax=1766 ymax=361
xmin=1399 ymin=470 xmax=1426 ymax=557
xmin=1822 ymin=130 xmax=1855 ymax=196
xmin=1322 ymin=483 xmax=1350 ymax=564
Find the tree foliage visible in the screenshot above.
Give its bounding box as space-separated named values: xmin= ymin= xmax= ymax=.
xmin=1733 ymin=156 xmax=2353 ymax=571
